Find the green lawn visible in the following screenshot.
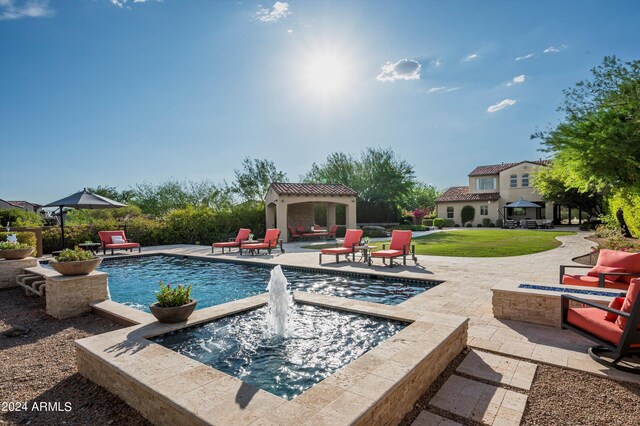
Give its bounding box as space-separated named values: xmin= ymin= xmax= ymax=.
xmin=303 ymin=229 xmax=575 ymax=257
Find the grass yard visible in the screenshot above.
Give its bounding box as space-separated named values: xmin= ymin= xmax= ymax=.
xmin=304 ymin=229 xmax=575 ymax=257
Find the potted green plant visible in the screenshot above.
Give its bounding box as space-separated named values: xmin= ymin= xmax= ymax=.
xmin=0 ymin=241 xmax=35 ymax=260
xmin=149 ymin=281 xmax=197 ymax=323
xmin=49 ymin=247 xmax=102 ymax=276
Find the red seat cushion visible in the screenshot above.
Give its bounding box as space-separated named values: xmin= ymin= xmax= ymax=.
xmin=596 ymin=249 xmax=640 ymax=284
xmin=587 ymin=265 xmax=626 ymax=281
xmin=370 ymin=249 xmax=404 ymax=259
xmin=567 ymin=307 xmax=623 ymax=345
xmin=241 ymin=243 xmax=269 ymax=249
xmin=561 ymin=274 xmax=628 ymax=290
xmin=604 ymin=297 xmax=625 ymax=322
xmin=616 ymin=279 xmax=640 ymax=329
xmin=213 ymin=242 xmax=240 ymax=248
xmin=104 ymin=243 xmax=139 ymax=249
xmin=321 ymin=247 xmax=355 ymax=255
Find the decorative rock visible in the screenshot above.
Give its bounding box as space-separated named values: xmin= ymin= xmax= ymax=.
xmin=1 ymin=325 xmax=30 ymax=337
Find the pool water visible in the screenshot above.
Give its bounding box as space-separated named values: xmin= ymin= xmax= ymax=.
xmin=96 ymin=255 xmax=434 ymax=311
xmin=152 ymin=304 xmax=407 ymax=399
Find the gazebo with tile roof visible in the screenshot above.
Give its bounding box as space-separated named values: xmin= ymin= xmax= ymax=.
xmin=264 ymin=183 xmax=358 ymax=242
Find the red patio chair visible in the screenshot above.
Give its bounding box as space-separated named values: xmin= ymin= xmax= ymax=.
xmin=319 ymin=229 xmax=363 ymax=264
xmin=561 ymin=278 xmax=640 ymax=373
xmin=560 ymin=249 xmax=640 ymax=290
xmin=240 ymin=229 xmax=283 ymax=255
xmin=288 ymin=226 xmax=303 ymax=241
xmin=368 ymin=230 xmax=417 ymax=268
xmin=327 ymin=225 xmax=338 ymax=239
xmin=98 ymin=230 xmax=141 ymax=255
xmin=212 ymin=228 xmax=251 ymax=253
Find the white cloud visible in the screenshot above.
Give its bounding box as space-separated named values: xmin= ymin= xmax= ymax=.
xmin=377 ymin=59 xmax=421 ymax=81
xmin=0 ymin=0 xmax=53 ymax=20
xmin=515 ymin=53 xmax=535 ymax=61
xmin=426 ymin=86 xmax=460 ymax=94
xmin=487 ymin=99 xmax=516 ymax=113
xmin=111 ymin=0 xmax=161 ymax=8
xmin=507 ymin=74 xmax=525 ymax=86
xmin=430 ymin=58 xmax=442 ymax=67
xmin=543 ymin=44 xmax=567 ymax=54
xmin=463 ymin=53 xmax=479 ymax=62
xmin=256 ymin=2 xmax=290 ymax=22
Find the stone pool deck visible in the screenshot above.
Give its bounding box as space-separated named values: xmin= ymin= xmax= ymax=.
xmin=134 ymin=231 xmax=639 ymax=385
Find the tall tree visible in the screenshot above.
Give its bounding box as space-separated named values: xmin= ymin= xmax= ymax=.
xmin=232 ymin=158 xmax=288 ymax=202
xmin=533 ymin=56 xmax=640 ymax=235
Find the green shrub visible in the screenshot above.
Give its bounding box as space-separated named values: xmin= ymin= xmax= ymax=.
xmin=0 ymin=209 xmax=44 ymax=227
xmin=495 ymin=218 xmax=504 ymax=228
xmin=482 ymin=218 xmax=491 ymax=227
xmin=466 ymin=223 xmax=473 ymax=227
xmin=454 ymin=223 xmax=460 ymax=227
xmin=433 ymin=218 xmax=445 ymax=229
xmin=155 ymin=281 xmax=192 ymax=307
xmin=0 ymin=231 xmax=36 ymax=247
xmin=55 ymin=247 xmax=96 ymax=261
xmin=0 ymin=241 xmax=30 ymax=249
xmin=443 ymin=219 xmax=455 ymax=227
xmin=461 ymin=205 xmax=475 ymax=225
xmin=422 ymin=218 xmax=433 ymax=227
xmin=476 ymin=223 xmax=483 ymax=227
xmin=394 ymin=225 xmax=427 ymax=231
xmin=489 ymin=223 xmax=496 ymax=228
xmin=362 ymin=226 xmax=388 ymax=238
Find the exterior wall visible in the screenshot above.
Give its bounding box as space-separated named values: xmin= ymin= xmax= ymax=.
xmin=498 ymin=162 xmax=544 ymax=202
xmin=46 ymin=272 xmax=109 ymax=319
xmin=436 ymin=200 xmax=500 ymax=226
xmin=468 ymin=175 xmax=500 ymax=194
xmin=287 ymin=203 xmax=316 ymax=228
xmin=0 ymin=257 xmax=38 ymax=289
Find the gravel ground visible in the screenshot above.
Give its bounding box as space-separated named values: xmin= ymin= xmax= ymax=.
xmin=401 ymin=348 xmax=640 ymax=425
xmin=0 ymin=288 xmax=149 ymax=426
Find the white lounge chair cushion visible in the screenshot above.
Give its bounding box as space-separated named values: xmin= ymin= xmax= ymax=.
xmin=111 ymin=235 xmax=126 ymax=244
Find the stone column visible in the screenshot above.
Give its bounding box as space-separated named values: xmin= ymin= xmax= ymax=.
xmin=0 ymin=257 xmax=38 ymax=289
xmin=346 ymin=201 xmax=357 ymax=230
xmin=276 ymin=202 xmax=289 ymax=242
xmin=326 ymin=203 xmax=336 ymax=228
xmin=46 ymin=271 xmax=109 ymax=319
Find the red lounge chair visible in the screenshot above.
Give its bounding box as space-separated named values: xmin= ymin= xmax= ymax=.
xmin=319 ymin=229 xmax=363 ymax=264
xmin=98 ymin=230 xmax=141 ymax=255
xmin=327 ymin=225 xmax=338 ymax=239
xmin=560 ymin=249 xmax=640 ymax=290
xmin=368 ymin=230 xmax=417 ymax=268
xmin=288 ymin=226 xmax=303 ymax=241
xmin=212 ymin=228 xmax=251 ymax=253
xmin=240 ymin=229 xmax=283 ymax=255
xmin=561 ymin=278 xmax=640 ymax=373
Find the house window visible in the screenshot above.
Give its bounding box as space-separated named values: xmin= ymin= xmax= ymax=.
xmin=480 ymin=205 xmax=488 ymax=215
xmin=510 ymin=174 xmax=517 ymax=188
xmin=475 ymin=177 xmax=496 ymax=190
xmin=522 ymin=173 xmax=529 ymax=187
xmin=446 ymin=207 xmax=454 ymax=219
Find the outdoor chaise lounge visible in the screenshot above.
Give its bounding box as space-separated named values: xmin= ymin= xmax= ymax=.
xmin=368 ymin=230 xmax=417 ymax=268
xmin=561 ymin=278 xmax=640 ymax=373
xmin=560 ymin=249 xmax=640 ymax=290
xmin=240 ymin=229 xmax=283 ymax=255
xmin=212 ymin=228 xmax=251 ymax=253
xmin=287 ymin=226 xmax=303 ymax=241
xmin=318 ymin=229 xmax=363 ymax=265
xmin=98 ymin=230 xmax=141 ymax=255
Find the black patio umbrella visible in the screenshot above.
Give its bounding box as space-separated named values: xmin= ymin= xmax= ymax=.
xmin=504 ymin=199 xmax=543 ymax=209
xmin=44 ymin=189 xmax=127 ymax=249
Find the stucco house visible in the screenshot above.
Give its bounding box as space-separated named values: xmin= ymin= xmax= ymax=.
xmin=435 ymin=160 xmax=555 ymax=225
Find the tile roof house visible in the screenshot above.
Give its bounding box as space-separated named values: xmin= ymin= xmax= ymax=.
xmin=435 ymin=160 xmax=553 ymax=225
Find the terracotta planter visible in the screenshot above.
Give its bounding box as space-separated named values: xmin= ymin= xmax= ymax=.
xmin=0 ymin=247 xmax=35 ymax=260
xmin=49 ymin=257 xmax=103 ymax=276
xmin=149 ymin=300 xmax=197 ymax=323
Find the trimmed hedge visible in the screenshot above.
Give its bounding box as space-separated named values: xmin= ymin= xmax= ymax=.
xmin=394 ymin=225 xmax=428 ymax=231
xmin=422 ymin=218 xmax=433 ymax=227
xmin=495 ymin=218 xmax=504 ymax=228
xmin=0 ymin=231 xmax=37 ymax=247
xmin=444 ymin=219 xmax=455 ymax=227
xmin=482 ymin=218 xmax=491 ymax=227
xmin=433 ymin=218 xmax=445 ymax=229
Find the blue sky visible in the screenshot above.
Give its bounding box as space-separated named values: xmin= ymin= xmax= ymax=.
xmin=1 ymin=0 xmax=639 ymax=204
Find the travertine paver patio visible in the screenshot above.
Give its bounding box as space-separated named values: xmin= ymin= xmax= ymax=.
xmin=412 ymin=410 xmax=463 ymax=426
xmin=456 ymin=350 xmax=536 ymax=390
xmin=430 ymin=375 xmax=528 ymax=425
xmin=136 ymin=230 xmax=640 ymax=385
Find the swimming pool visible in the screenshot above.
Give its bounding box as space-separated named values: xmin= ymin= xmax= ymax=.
xmin=94 ymin=254 xmax=436 ymax=311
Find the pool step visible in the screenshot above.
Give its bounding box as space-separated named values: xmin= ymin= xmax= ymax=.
xmin=429 ymin=375 xmax=528 ymax=426
xmin=456 ymin=349 xmax=537 ymax=390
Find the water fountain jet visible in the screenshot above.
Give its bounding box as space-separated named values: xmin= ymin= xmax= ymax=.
xmin=265 ymin=265 xmax=292 ymax=337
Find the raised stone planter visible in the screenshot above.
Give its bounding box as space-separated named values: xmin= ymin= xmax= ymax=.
xmin=0 ymin=257 xmax=38 ymax=289
xmin=492 ymin=282 xmax=623 ymax=327
xmin=0 ymin=247 xmax=35 ymax=260
xmin=49 ymin=258 xmax=102 ymax=276
xmin=46 ymin=271 xmax=109 ymax=319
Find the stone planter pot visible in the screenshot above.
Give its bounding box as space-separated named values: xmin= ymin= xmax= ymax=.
xmin=0 ymin=247 xmax=35 ymax=260
xmin=149 ymin=300 xmax=197 ymax=323
xmin=49 ymin=258 xmax=103 ymax=276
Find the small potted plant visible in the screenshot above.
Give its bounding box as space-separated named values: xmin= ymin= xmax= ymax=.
xmin=49 ymin=247 xmax=102 ymax=276
xmin=0 ymin=241 xmax=35 ymax=260
xmin=149 ymin=281 xmax=197 ymax=323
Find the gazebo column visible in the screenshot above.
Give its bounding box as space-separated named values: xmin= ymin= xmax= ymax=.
xmin=326 ymin=203 xmax=336 ymax=227
xmin=346 ymin=202 xmax=357 ymax=230
xmin=265 ymin=204 xmax=277 ymax=229
xmin=276 ymin=202 xmax=289 ymax=242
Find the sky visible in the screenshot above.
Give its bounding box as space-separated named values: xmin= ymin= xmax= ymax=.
xmin=1 ymin=0 xmax=639 ymax=204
